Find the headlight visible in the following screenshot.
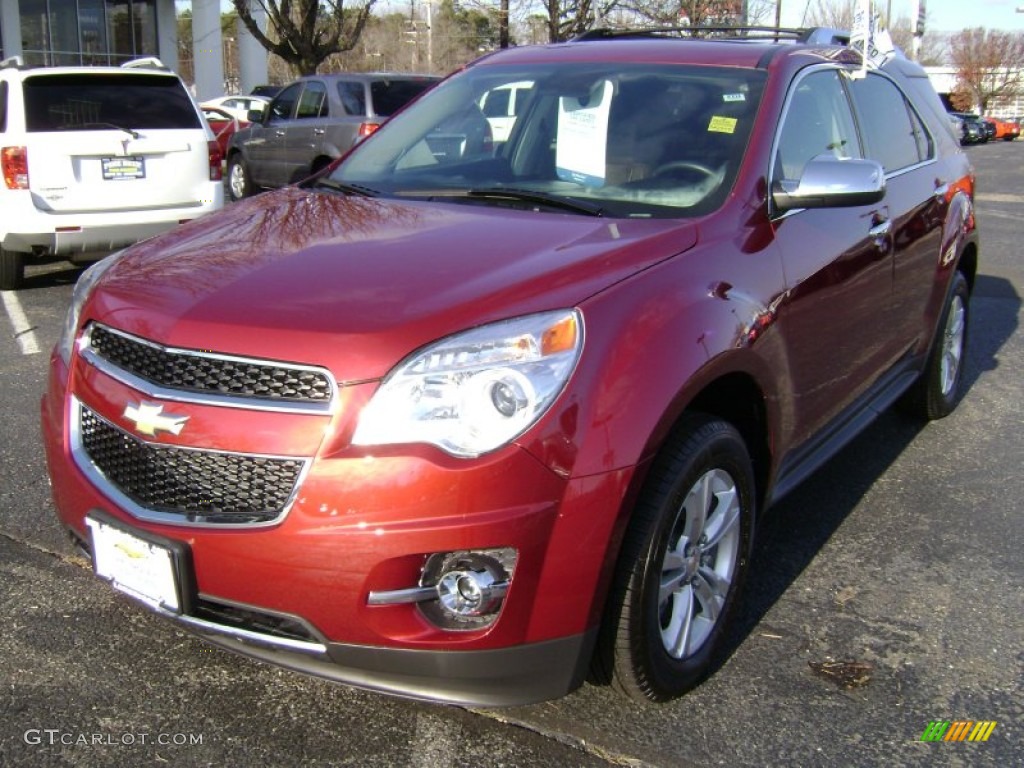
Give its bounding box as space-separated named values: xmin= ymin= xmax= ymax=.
xmin=353 ymin=310 xmax=583 ymax=457
xmin=57 ymin=252 xmax=123 ymax=366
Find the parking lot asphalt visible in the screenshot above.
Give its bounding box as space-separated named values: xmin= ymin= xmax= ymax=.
xmin=1 ymin=143 xmax=1021 ymax=767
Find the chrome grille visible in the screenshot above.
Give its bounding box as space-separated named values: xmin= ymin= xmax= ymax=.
xmin=79 ymin=406 xmax=304 ymax=525
xmin=88 ymin=324 xmax=333 ymax=404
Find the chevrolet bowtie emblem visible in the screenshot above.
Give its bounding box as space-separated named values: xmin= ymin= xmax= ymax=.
xmin=123 ymin=402 xmax=189 ymax=437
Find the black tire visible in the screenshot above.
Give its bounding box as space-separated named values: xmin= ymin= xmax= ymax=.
xmin=899 ymin=271 xmax=970 ymax=421
xmin=226 ymin=154 xmax=253 ymax=202
xmin=0 ymin=246 xmax=26 ymax=291
xmin=595 ymin=413 xmax=755 ymax=702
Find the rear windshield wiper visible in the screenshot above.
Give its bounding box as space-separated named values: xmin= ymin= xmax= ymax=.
xmin=57 ymin=122 xmax=141 ymax=139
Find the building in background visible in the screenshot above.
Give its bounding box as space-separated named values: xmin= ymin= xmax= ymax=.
xmin=0 ymin=0 xmax=267 ymax=99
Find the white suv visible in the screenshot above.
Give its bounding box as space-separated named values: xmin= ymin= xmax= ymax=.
xmin=0 ymin=57 xmax=224 ymax=289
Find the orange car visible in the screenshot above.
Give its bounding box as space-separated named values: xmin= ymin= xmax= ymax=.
xmin=984 ymin=116 xmax=1019 ymax=141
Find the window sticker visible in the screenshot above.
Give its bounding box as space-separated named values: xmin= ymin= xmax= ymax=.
xmin=556 ymin=80 xmax=614 ymax=187
xmin=708 ymin=116 xmax=738 ymax=134
xmin=723 ymin=93 xmax=746 ymax=103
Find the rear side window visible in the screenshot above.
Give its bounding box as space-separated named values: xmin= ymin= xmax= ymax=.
xmin=481 ymin=87 xmax=511 ymax=118
xmin=337 ymin=82 xmax=365 ymax=115
xmin=848 ymin=73 xmax=933 ymax=172
xmin=22 ymin=74 xmax=201 ymax=132
xmin=296 ymin=81 xmax=327 ymax=119
xmin=0 ymin=81 xmax=7 ymax=132
xmin=369 ymin=79 xmax=436 ymax=117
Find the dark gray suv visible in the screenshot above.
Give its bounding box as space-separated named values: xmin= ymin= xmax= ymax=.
xmin=225 ymin=73 xmax=440 ymax=201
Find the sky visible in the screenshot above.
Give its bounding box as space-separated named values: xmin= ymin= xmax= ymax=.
xmin=778 ymin=0 xmax=1024 ymax=33
xmin=210 ymin=0 xmax=1024 ymax=36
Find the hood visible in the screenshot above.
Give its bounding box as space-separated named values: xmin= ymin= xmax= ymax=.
xmin=87 ymin=186 xmax=697 ymax=382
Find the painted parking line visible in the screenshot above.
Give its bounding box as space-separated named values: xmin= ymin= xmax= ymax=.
xmin=1 ymin=290 xmax=41 ymax=355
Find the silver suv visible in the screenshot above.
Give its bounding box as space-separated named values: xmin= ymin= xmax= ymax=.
xmin=0 ymin=57 xmax=224 ymax=290
xmin=225 ymin=73 xmax=440 ymax=201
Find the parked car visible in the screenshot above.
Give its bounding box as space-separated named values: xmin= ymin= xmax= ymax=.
xmin=0 ymin=56 xmax=224 ymax=289
xmin=951 ymin=112 xmax=988 ymax=144
xmin=479 ymin=80 xmax=535 ymax=143
xmin=1006 ymin=117 xmax=1021 ymax=140
xmin=43 ymin=28 xmax=977 ymax=706
xmin=947 ymin=113 xmax=983 ymax=145
xmin=225 ymin=73 xmax=441 ymax=201
xmin=984 ymin=115 xmax=1019 ymax=141
xmin=201 ymin=105 xmax=249 ymax=158
xmin=249 ymin=84 xmax=283 ymax=99
xmin=199 ymin=94 xmax=268 ymax=122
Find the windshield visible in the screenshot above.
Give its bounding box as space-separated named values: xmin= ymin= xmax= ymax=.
xmin=330 ymin=62 xmax=765 ymax=219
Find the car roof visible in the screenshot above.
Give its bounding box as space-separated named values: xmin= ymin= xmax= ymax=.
xmin=465 ymin=32 xmax=862 ymax=72
xmin=1 ymin=56 xmax=177 ymax=78
xmin=296 ymin=72 xmax=442 ymax=82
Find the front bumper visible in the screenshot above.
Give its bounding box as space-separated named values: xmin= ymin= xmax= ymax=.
xmin=42 ymin=349 xmax=635 ymax=705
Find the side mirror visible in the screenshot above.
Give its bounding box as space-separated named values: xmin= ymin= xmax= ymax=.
xmin=246 ymin=107 xmax=266 ymax=123
xmin=772 ymin=154 xmax=885 ymax=211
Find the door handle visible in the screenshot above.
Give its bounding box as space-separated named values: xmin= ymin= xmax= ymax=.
xmin=868 ymin=217 xmax=892 ymax=251
xmin=274 ymin=130 xmax=286 ymax=137
xmin=313 ymin=128 xmax=325 ymax=136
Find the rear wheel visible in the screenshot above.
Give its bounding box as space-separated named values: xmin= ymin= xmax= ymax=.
xmin=596 ymin=414 xmax=755 ymax=702
xmin=899 ymin=271 xmax=970 ymax=420
xmin=0 ymin=246 xmax=26 ymax=290
xmin=227 ymin=155 xmax=253 ymax=201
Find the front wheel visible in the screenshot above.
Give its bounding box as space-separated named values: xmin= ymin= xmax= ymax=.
xmin=226 ymin=155 xmax=253 ymax=201
xmin=596 ymin=414 xmax=755 ymax=702
xmin=899 ymin=271 xmax=970 ymax=420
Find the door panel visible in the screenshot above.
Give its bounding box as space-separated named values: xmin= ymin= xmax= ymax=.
xmin=769 ymin=68 xmax=901 ymax=448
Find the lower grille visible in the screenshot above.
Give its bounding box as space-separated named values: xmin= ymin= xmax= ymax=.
xmin=78 ymin=405 xmax=304 ymax=525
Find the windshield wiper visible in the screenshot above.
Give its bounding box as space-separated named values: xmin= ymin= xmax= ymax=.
xmin=466 ymin=187 xmax=605 ymax=216
xmin=309 ymin=178 xmax=379 ymax=197
xmin=61 ymin=122 xmax=141 ymax=139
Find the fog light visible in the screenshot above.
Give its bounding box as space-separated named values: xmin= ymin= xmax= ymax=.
xmin=366 ymin=548 xmax=517 ymax=631
xmin=437 ymin=568 xmax=504 ymax=617
xmin=422 ymin=548 xmax=516 ymax=630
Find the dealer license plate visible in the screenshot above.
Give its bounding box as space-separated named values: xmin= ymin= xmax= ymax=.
xmin=101 ymin=156 xmax=145 ymax=180
xmin=86 ymin=516 xmax=180 ymax=612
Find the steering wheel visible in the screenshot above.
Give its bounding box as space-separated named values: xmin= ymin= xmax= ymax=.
xmin=652 ymin=161 xmax=719 ymax=181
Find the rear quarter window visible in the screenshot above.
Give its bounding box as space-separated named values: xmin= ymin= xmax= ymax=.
xmin=0 ymin=81 xmax=7 ymax=132
xmin=337 ymin=82 xmax=366 ymax=116
xmin=23 ymin=73 xmax=202 ymax=131
xmin=369 ymin=79 xmax=437 ymax=117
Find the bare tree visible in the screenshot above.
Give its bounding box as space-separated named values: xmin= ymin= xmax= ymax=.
xmin=232 ymin=0 xmax=377 ymax=77
xmin=536 ymin=0 xmax=616 ymax=42
xmin=614 ymin=0 xmax=748 ymax=30
xmin=948 ymin=27 xmax=1024 ymax=113
xmin=804 ymin=0 xmax=852 ymax=29
xmin=888 ymin=15 xmax=945 ymax=65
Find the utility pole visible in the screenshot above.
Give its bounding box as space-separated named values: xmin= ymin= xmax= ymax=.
xmin=912 ymin=0 xmax=926 ymax=62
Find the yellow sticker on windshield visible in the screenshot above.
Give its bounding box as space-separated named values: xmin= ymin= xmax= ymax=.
xmin=708 ymin=116 xmax=737 ymax=134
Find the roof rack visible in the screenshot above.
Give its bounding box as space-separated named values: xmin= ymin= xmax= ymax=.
xmin=573 ymin=26 xmax=851 ymax=45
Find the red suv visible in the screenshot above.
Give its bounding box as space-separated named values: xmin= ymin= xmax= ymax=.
xmin=42 ymin=28 xmax=977 ymax=706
